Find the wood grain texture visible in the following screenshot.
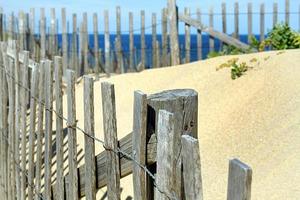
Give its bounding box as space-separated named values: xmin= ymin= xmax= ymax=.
xmin=184 ymin=8 xmax=190 ymax=63
xmin=181 ymin=135 xmax=203 ymax=200
xmin=44 ymin=60 xmax=54 ymax=200
xmin=83 ymin=75 xmax=96 ymax=200
xmin=227 ymin=159 xmax=252 ymax=200
xmin=35 ymin=60 xmax=45 ymax=200
xmin=54 ymin=56 xmax=64 ymax=200
xmin=104 ymin=10 xmax=111 ymax=76
xmin=40 ymin=8 xmax=46 ymax=59
xmin=197 ymin=8 xmax=202 ymax=60
xmin=129 ymin=12 xmax=134 ymax=71
xmin=152 ymin=13 xmax=157 ymax=68
xmin=132 ymin=91 xmax=147 ymax=200
xmin=62 ymin=8 xmax=68 ymax=75
xmin=161 ymin=8 xmax=168 ymax=67
xmin=156 ymin=110 xmax=176 ymax=200
xmin=168 ymin=0 xmax=180 ymax=65
xmin=221 ymin=3 xmax=226 ymax=49
xmin=140 ymin=10 xmax=146 ymax=71
xmin=209 ymin=7 xmax=214 ymax=53
xmin=102 ymin=82 xmax=121 ymax=200
xmin=234 ymin=2 xmax=239 ymax=40
xmin=260 ymin=3 xmax=265 ymax=42
xmin=67 ymin=69 xmax=78 ymax=200
xmin=27 ymin=62 xmax=40 ymax=200
xmin=248 ymin=3 xmax=253 ymax=44
xmin=93 ymin=13 xmax=100 ymax=75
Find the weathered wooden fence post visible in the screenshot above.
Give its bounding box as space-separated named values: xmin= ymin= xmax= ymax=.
xmin=285 ymin=0 xmax=289 ymax=25
xmin=40 ymin=8 xmax=46 ymax=59
xmin=260 ymin=3 xmax=265 ymax=42
xmin=54 ymin=56 xmax=64 ymax=199
xmin=35 ymin=60 xmax=45 ymax=200
xmin=234 ymin=2 xmax=239 ymax=40
xmin=93 ymin=13 xmax=100 ymax=76
xmin=168 ymin=0 xmax=180 ymax=66
xmin=221 ymin=2 xmax=227 ymax=49
xmin=83 ymin=13 xmax=89 ymax=74
xmin=67 ymin=69 xmax=78 ymax=200
xmin=62 ymin=8 xmax=68 ymax=75
xmin=197 ymin=8 xmax=202 ymax=60
xmin=209 ymin=7 xmax=214 ymax=53
xmin=84 ymin=75 xmax=96 ymax=200
xmin=227 ymin=159 xmax=252 ymax=200
xmin=19 ymin=51 xmax=29 ymax=200
xmin=129 ymin=12 xmax=135 ymax=71
xmin=104 ymin=10 xmax=111 ymax=76
xmin=161 ymin=8 xmax=168 ymax=67
xmin=132 ymin=91 xmax=148 ymax=200
xmin=44 ymin=60 xmax=54 ymax=200
xmin=181 ymin=135 xmax=203 ymax=200
xmin=0 ymin=9 xmax=3 ymax=41
xmin=140 ymin=10 xmax=146 ymax=71
xmin=248 ymin=3 xmax=253 ymax=44
xmin=152 ymin=13 xmax=157 ymax=68
xmin=29 ymin=8 xmax=35 ymax=56
xmin=147 ymin=89 xmax=198 ymax=199
xmin=102 ymin=82 xmax=121 ymax=200
xmin=71 ymin=13 xmax=78 ymax=76
xmin=184 ymin=8 xmax=190 ymax=63
xmin=27 ymin=62 xmax=40 ymax=200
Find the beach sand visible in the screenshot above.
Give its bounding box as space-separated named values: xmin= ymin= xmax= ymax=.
xmin=57 ymin=49 xmax=300 ymax=199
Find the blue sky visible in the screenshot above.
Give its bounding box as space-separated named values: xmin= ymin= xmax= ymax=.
xmin=1 ymin=0 xmax=299 ymax=34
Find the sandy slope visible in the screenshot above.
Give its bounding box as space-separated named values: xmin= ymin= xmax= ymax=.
xmin=59 ymin=49 xmax=300 ymax=199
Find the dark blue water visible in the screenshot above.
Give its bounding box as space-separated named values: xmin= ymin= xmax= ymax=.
xmin=57 ymin=34 xmax=260 ymax=68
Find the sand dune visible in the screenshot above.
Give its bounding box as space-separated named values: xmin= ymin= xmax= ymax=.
xmin=59 ymin=49 xmax=300 ymax=199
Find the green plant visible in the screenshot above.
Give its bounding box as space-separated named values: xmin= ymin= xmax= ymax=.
xmin=266 ymin=23 xmax=300 ymax=50
xmin=231 ymin=62 xmax=248 ymax=80
xmin=207 ymin=51 xmax=223 ymax=58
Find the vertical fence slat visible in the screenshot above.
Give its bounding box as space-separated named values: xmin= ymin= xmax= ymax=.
xmin=273 ymin=3 xmax=278 ymax=28
xmin=209 ymin=7 xmax=214 ymax=53
xmin=101 ymin=82 xmax=121 ymax=200
xmin=104 ymin=10 xmax=110 ymax=76
xmin=83 ymin=13 xmax=89 ymax=74
xmin=260 ymin=3 xmax=265 ymax=42
xmin=27 ymin=63 xmax=39 ymax=200
xmin=0 ymin=42 xmax=8 ymax=200
xmin=168 ymin=0 xmax=180 ymax=66
xmin=19 ymin=51 xmax=29 ymax=200
xmin=156 ymin=110 xmax=177 ymax=200
xmin=197 ymin=8 xmax=202 ymax=60
xmin=29 ymin=8 xmax=35 ymax=56
xmin=140 ymin=10 xmax=145 ymax=71
xmin=0 ymin=9 xmax=3 ymax=41
xmin=116 ymin=6 xmax=121 ymax=44
xmin=18 ymin=11 xmax=25 ymax=51
xmin=161 ymin=8 xmax=168 ymax=67
xmin=44 ymin=60 xmax=53 ymax=200
xmin=35 ymin=60 xmax=45 ymax=200
xmin=248 ymin=3 xmax=253 ymax=44
xmin=129 ymin=12 xmax=134 ymax=71
xmin=62 ymin=8 xmax=68 ymax=75
xmin=221 ymin=2 xmax=226 ymax=49
xmin=40 ymin=8 xmax=46 ymax=59
xmin=115 ymin=37 xmax=124 ymax=74
xmin=83 ymin=75 xmax=96 ymax=200
xmin=54 ymin=56 xmax=64 ymax=200
xmin=67 ymin=69 xmax=78 ymax=200
xmin=93 ymin=13 xmax=100 ymax=76
xmin=72 ymin=14 xmax=78 ymax=77
xmin=12 ymin=41 xmax=21 ymax=200
xmin=184 ymin=7 xmax=190 ymax=63
xmin=7 ymin=52 xmax=16 ymax=200
xmin=132 ymin=91 xmax=147 ymax=200
xmin=234 ymin=2 xmax=239 ymax=39
xmin=181 ymin=135 xmax=203 ymax=200
xmin=152 ymin=13 xmax=157 ymax=68
xmin=285 ymin=0 xmax=290 ymax=25
xmin=227 ymin=159 xmax=252 ymax=200
xmin=50 ymin=8 xmax=56 ymax=58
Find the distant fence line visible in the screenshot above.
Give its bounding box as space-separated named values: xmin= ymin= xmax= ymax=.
xmin=0 ymin=0 xmax=299 ymax=77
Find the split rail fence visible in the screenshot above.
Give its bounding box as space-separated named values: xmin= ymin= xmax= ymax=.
xmin=0 ymin=39 xmax=254 ymax=200
xmin=0 ymin=0 xmax=299 ymax=77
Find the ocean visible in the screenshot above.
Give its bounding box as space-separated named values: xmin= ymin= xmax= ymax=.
xmin=57 ymin=34 xmax=260 ymax=68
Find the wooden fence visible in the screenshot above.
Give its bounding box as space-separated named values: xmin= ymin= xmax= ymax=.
xmin=0 ymin=39 xmax=254 ymax=200
xmin=0 ymin=0 xmax=299 ymax=77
